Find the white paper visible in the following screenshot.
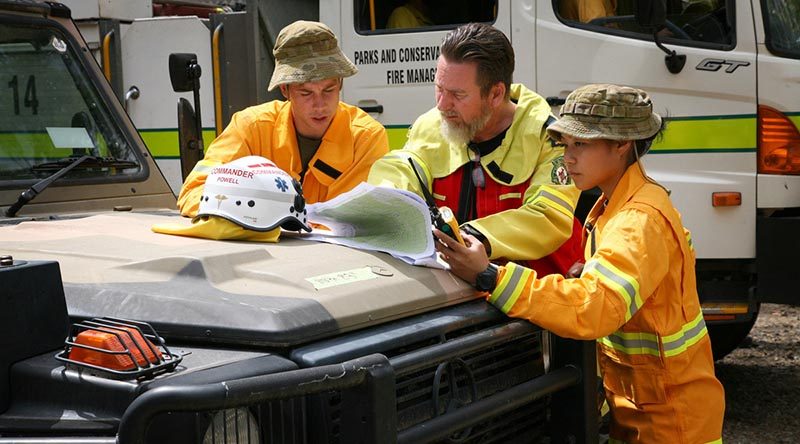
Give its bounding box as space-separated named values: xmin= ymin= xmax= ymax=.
xmin=46 ymin=127 xmax=94 ymax=148
xmin=304 ymin=183 xmax=444 ymax=268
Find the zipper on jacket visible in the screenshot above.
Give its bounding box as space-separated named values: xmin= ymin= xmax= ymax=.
xmin=457 ymin=162 xmax=475 ymax=222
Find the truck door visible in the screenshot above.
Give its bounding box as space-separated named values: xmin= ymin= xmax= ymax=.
xmin=121 ymin=17 xmax=216 ymax=194
xmin=328 ymin=0 xmax=511 ymax=149
xmin=532 ymin=0 xmax=756 ymax=262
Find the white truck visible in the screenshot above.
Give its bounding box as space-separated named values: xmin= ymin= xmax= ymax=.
xmin=65 ymin=0 xmax=799 ymax=359
xmin=0 ymin=2 xmax=597 ymax=443
xmin=322 ymin=0 xmax=800 ymax=359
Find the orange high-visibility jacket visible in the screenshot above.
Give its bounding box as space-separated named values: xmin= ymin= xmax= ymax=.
xmin=368 ymin=84 xmax=581 ymax=263
xmin=177 ymin=100 xmax=389 ymax=216
xmin=488 ymin=163 xmax=724 ymax=444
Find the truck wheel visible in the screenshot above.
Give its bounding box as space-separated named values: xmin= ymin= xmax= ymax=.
xmin=706 ymin=304 xmax=760 ymax=361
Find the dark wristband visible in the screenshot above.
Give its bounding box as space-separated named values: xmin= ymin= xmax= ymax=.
xmin=475 ymin=263 xmax=499 ymax=292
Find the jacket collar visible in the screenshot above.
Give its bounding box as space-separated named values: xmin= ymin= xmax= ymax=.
xmin=605 ymin=162 xmax=649 ymax=216
xmin=309 ymin=104 xmax=355 ymax=186
xmin=449 ymin=84 xmax=552 ymax=185
xmin=586 ymin=162 xmax=648 ymax=229
xmin=277 ymin=102 xmax=354 ymax=186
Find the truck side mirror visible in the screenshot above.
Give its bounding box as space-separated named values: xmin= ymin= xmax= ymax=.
xmin=169 ymin=53 xmax=204 ymax=181
xmin=169 ymin=53 xmax=201 ymax=93
xmin=635 ymin=0 xmax=686 ymax=74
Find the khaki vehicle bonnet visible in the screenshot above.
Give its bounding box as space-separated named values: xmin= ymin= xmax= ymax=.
xmin=0 ymin=213 xmax=474 ymax=347
xmin=0 ymin=0 xmax=474 ymax=348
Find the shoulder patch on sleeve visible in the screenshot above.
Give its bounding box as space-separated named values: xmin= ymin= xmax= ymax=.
xmin=550 ymin=156 xmax=571 ymax=185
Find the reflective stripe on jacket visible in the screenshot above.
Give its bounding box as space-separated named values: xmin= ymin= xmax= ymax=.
xmin=368 ymin=84 xmax=581 ymax=263
xmin=488 ymin=163 xmax=725 ymax=443
xmin=177 ymin=100 xmax=389 ymax=216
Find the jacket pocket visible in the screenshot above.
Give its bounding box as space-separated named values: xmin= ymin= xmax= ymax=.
xmin=601 ymin=355 xmax=667 ymax=406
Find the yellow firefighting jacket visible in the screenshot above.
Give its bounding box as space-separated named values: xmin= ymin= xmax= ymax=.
xmin=488 ymin=163 xmax=724 ymax=443
xmin=178 ymin=100 xmax=389 ymax=216
xmin=367 ymin=84 xmax=579 ymax=261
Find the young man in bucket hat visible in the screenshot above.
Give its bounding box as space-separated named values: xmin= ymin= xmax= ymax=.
xmin=434 ymin=84 xmax=725 ymax=443
xmin=178 ymin=20 xmax=389 ymax=217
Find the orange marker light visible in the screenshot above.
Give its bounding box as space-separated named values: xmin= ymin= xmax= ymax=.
xmin=68 ymin=326 xmax=163 ymax=371
xmin=712 ymin=192 xmax=742 ymax=207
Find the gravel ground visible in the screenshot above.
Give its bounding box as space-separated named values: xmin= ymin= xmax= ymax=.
xmin=716 ymin=303 xmax=800 ymax=443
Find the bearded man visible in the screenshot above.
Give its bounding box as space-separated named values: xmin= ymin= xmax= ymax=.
xmin=368 ymin=22 xmax=582 ymax=276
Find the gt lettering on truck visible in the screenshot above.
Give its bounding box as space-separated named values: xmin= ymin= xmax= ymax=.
xmin=353 ymin=45 xmax=440 ymax=85
xmin=696 ymin=58 xmax=750 ymax=73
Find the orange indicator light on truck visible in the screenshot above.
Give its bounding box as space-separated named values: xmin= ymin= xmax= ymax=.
xmin=712 ymin=192 xmax=742 ymax=207
xmin=68 ymin=326 xmax=163 ymax=371
xmin=758 ymin=105 xmax=800 ymax=175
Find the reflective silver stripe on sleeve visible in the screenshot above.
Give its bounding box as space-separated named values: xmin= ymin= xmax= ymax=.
xmin=383 ymin=152 xmax=409 ymax=160
xmin=587 ymin=260 xmax=640 ymax=318
xmin=492 ymin=264 xmax=526 ymax=311
xmin=191 ymin=163 xmax=214 ymax=174
xmin=538 ymin=189 xmax=575 ymax=214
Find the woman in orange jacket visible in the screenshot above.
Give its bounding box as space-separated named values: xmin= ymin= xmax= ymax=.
xmin=434 ymin=84 xmax=725 ymax=443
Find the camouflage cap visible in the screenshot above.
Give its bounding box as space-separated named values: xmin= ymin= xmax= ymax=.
xmin=547 ymin=84 xmax=662 ymax=142
xmin=268 ymin=20 xmax=358 ymax=91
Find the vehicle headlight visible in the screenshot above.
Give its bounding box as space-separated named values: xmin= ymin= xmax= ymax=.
xmin=202 ymin=407 xmax=261 ymax=444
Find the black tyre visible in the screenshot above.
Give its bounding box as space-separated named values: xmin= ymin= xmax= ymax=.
xmin=706 ymin=304 xmax=760 ymax=361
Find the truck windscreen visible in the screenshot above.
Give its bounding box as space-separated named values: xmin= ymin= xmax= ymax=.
xmin=0 ymin=22 xmax=142 ymax=182
xmin=763 ymin=0 xmax=800 ymax=58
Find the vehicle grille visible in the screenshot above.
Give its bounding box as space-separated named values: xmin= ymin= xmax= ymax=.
xmin=140 ymin=305 xmax=549 ymax=443
xmin=394 ymin=329 xmax=546 ymax=443
xmin=310 ymin=320 xmax=547 ymax=444
xmin=146 ymin=398 xmax=305 ymax=444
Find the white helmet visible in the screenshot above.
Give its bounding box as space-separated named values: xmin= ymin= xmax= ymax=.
xmin=194 ymin=156 xmax=311 ymax=232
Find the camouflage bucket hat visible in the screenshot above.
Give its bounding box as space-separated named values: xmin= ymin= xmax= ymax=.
xmin=547 ymin=84 xmax=662 ymax=142
xmin=268 ymin=20 xmax=358 ymax=91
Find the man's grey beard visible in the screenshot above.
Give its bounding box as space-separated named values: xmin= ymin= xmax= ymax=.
xmin=439 ymin=106 xmax=492 ymax=146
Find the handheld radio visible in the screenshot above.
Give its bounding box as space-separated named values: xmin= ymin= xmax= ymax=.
xmin=408 ymin=159 xmax=465 ymax=245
